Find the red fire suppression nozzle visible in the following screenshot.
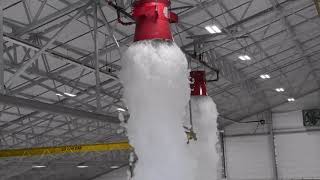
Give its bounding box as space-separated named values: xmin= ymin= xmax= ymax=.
xmin=132 ymin=0 xmax=178 ymax=42
xmin=190 ymin=71 xmax=208 ymax=96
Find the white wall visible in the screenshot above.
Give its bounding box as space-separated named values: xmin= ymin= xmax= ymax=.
xmin=224 ymin=135 xmax=273 ymax=180
xmin=224 ymin=110 xmax=320 ymax=180
xmin=273 ymin=111 xmax=320 ymax=179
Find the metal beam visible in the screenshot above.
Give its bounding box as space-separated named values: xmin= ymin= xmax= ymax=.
xmin=98 ymin=4 xmax=120 ymax=52
xmin=0 ymin=3 xmax=4 ymax=94
xmin=225 ymin=126 xmax=320 ymax=138
xmin=268 ymin=0 xmax=320 ymax=90
xmin=217 ymin=0 xmax=296 ymax=97
xmin=5 ymin=4 xmax=89 ymax=87
xmin=0 ymin=94 xmax=119 ymax=124
xmin=3 ymin=34 xmax=119 ymax=81
xmin=94 ymin=2 xmax=102 ymax=112
xmin=14 ymin=0 xmax=90 ymax=36
xmin=207 ymin=50 xmax=269 ymax=106
xmin=0 ymin=142 xmax=131 ymax=158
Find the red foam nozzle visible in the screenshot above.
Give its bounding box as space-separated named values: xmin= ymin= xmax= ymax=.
xmin=190 ymin=71 xmax=208 ymax=96
xmin=132 ymin=0 xmax=178 ymax=42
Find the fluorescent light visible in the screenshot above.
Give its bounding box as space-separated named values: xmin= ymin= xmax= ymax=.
xmin=110 ymin=165 xmax=120 ymax=169
xmin=64 ymin=92 xmax=76 ymax=97
xmin=260 ymin=74 xmax=271 ymax=79
xmin=205 ymin=25 xmax=221 ymax=34
xmin=205 ymin=26 xmax=215 ymax=34
xmin=243 ymin=55 xmax=251 ymax=60
xmin=238 ymin=56 xmax=246 ymax=61
xmin=211 ymin=25 xmax=222 ymax=33
xmin=56 ymin=93 xmax=63 ymax=97
xmin=275 ymin=88 xmax=285 ymax=92
xmin=77 ymin=165 xmax=89 ymax=168
xmin=288 ymin=98 xmax=295 ymax=102
xmin=32 ymin=165 xmax=46 ymax=168
xmin=117 ymin=108 xmax=126 ymax=112
xmin=239 ymin=55 xmax=251 ymax=61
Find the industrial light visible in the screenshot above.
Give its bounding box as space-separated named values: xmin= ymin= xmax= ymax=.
xmin=32 ymin=165 xmax=46 ymax=168
xmin=275 ymin=88 xmax=285 ymax=92
xmin=110 ymin=165 xmax=120 ymax=169
xmin=77 ymin=165 xmax=89 ymax=168
xmin=260 ymin=74 xmax=271 ymax=79
xmin=117 ymin=108 xmax=126 ymax=112
xmin=205 ymin=25 xmax=222 ymax=34
xmin=288 ymin=98 xmax=295 ymax=102
xmin=64 ymin=92 xmax=76 ymax=97
xmin=238 ymin=55 xmax=251 ymax=61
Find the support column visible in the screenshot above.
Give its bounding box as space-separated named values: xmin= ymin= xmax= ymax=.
xmin=0 ymin=3 xmax=4 ymax=94
xmin=219 ymin=131 xmax=227 ymax=179
xmin=94 ymin=1 xmax=102 ymax=112
xmin=266 ymin=111 xmax=279 ymax=180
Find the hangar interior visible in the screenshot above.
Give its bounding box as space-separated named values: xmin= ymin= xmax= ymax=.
xmin=0 ymin=0 xmax=320 ymax=180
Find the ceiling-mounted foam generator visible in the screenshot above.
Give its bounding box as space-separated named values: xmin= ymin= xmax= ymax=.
xmin=190 ymin=71 xmax=208 ymax=96
xmin=132 ymin=0 xmax=178 ymax=42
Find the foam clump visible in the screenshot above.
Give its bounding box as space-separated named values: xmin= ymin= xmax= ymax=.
xmin=120 ymin=40 xmax=195 ymax=180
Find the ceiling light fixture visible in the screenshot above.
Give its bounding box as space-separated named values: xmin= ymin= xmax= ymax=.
xmin=64 ymin=92 xmax=76 ymax=97
xmin=110 ymin=165 xmax=120 ymax=169
xmin=288 ymin=98 xmax=295 ymax=102
xmin=260 ymin=74 xmax=271 ymax=79
xmin=117 ymin=108 xmax=126 ymax=112
xmin=275 ymin=88 xmax=285 ymax=92
xmin=77 ymin=165 xmax=89 ymax=168
xmin=32 ymin=165 xmax=46 ymax=168
xmin=238 ymin=55 xmax=251 ymax=61
xmin=205 ymin=25 xmax=222 ymax=34
xmin=56 ymin=93 xmax=63 ymax=97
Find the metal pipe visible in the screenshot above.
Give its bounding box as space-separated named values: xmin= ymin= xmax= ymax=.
xmin=0 ymin=3 xmax=4 ymax=94
xmin=225 ymin=126 xmax=320 ymax=138
xmin=94 ymin=2 xmax=102 ymax=112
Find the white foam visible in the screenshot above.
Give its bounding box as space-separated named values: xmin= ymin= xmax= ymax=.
xmin=188 ymin=96 xmax=220 ymax=180
xmin=120 ymin=40 xmax=195 ymax=180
